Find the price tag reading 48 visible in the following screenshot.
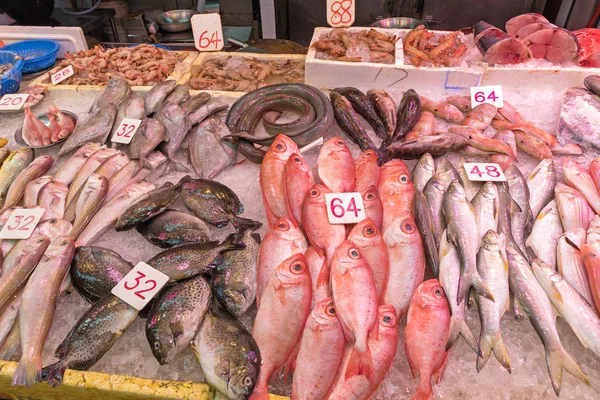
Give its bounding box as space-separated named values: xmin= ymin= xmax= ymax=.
xmin=325 ymin=192 xmax=366 ymax=224
xmin=191 ymin=14 xmax=224 ymax=51
xmin=110 ymin=118 xmax=142 ymax=144
xmin=463 ymin=163 xmax=507 ymax=182
xmin=470 ymin=85 xmax=503 ymax=109
xmin=112 ymin=262 xmax=169 ymax=310
xmin=0 ymin=208 xmax=45 ymax=240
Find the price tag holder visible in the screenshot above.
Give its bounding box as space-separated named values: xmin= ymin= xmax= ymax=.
xmin=191 ymin=14 xmax=224 ymax=51
xmin=326 ymin=0 xmax=355 ymax=27
xmin=50 ymin=65 xmax=74 ymax=85
xmin=325 ymin=192 xmax=366 ymax=224
xmin=463 ymin=163 xmax=507 ymax=182
xmin=111 ymin=262 xmax=169 ymax=310
xmin=111 ymin=118 xmax=142 ymax=144
xmin=0 ymin=208 xmax=45 ymax=239
xmin=0 ymin=94 xmax=29 ymax=111
xmin=470 ymin=85 xmax=503 ymax=109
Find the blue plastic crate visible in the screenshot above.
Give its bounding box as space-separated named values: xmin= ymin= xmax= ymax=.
xmin=0 ymin=51 xmax=24 ymax=95
xmin=1 ymin=40 xmax=60 ymax=74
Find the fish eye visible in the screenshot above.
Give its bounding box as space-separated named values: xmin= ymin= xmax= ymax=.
xmin=365 ymin=192 xmax=374 ymax=200
xmin=327 ymin=306 xmax=336 ymax=315
xmin=276 ymin=220 xmax=290 ymax=231
xmin=398 ymin=174 xmax=408 ymax=183
xmin=244 ymin=377 xmax=253 ymax=386
xmin=294 ymin=156 xmax=301 ymax=162
xmin=291 ymin=262 xmax=305 ymax=274
xmin=348 ymin=248 xmax=360 ymax=259
xmin=365 ymin=150 xmax=374 ymax=156
xmin=401 ymin=218 xmax=414 ymax=233
xmin=363 ymin=225 xmax=375 ymax=237
xmin=310 ymin=188 xmax=320 ymax=197
xmin=153 ymin=342 xmax=161 ymax=350
xmin=336 ymin=140 xmax=344 ymax=146
xmin=433 ymin=287 xmax=444 ymax=298
xmin=274 ymin=142 xmax=286 ymax=152
xmin=383 ymin=316 xmax=391 ymax=323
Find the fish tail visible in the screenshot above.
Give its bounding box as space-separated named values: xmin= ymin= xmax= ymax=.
xmin=220 ymin=233 xmax=246 ymax=252
xmin=546 ymin=346 xmax=590 ymax=397
xmin=412 ymin=374 xmax=434 ymax=400
xmin=447 ymin=314 xmax=480 ymax=356
xmin=477 ymin=331 xmax=511 ymax=373
xmin=12 ymin=355 xmax=42 ymax=387
xmin=41 ymin=360 xmax=68 ymax=388
xmin=232 ymin=216 xmax=262 ymax=232
xmin=344 ymin=343 xmax=374 ymax=382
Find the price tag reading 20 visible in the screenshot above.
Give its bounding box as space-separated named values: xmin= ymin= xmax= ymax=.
xmin=0 ymin=208 xmax=45 ymax=240
xmin=110 ymin=118 xmax=142 ymax=144
xmin=0 ymin=94 xmax=30 ymax=111
xmin=470 ymin=85 xmax=503 ymax=108
xmin=191 ymin=14 xmax=224 ymax=51
xmin=325 ymin=192 xmax=366 ymax=224
xmin=111 ymin=262 xmax=169 ymax=310
xmin=463 ymin=163 xmax=507 ymax=182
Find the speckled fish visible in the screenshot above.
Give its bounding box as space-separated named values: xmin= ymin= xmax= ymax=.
xmin=191 ymin=309 xmax=260 ymax=400
xmin=334 ymin=87 xmax=386 ymax=139
xmin=213 ymin=220 xmax=262 ymax=317
xmin=146 ymin=275 xmax=211 ymax=365
xmin=560 ymin=228 xmax=595 ymax=308
xmin=127 ymin=118 xmax=166 ymax=162
xmin=526 ymin=200 xmax=562 ymax=269
xmin=70 ymin=246 xmax=133 ymax=303
xmin=115 ymin=178 xmax=185 ymax=231
xmin=189 ymin=117 xmax=236 ymax=179
xmin=444 ymin=181 xmax=494 ymax=303
xmin=555 ymin=183 xmax=594 ymax=233
xmin=386 ymin=89 xmax=421 ymax=146
xmin=1 ymin=155 xmax=53 ymax=211
xmin=144 ymin=79 xmax=177 ymax=116
xmin=367 ymin=89 xmax=396 ymax=137
xmin=563 ymin=157 xmax=600 ymax=215
xmin=90 ymin=75 xmax=131 ymax=115
xmin=136 ymin=209 xmax=210 ymax=249
xmin=147 ymin=235 xmax=243 ymax=282
xmin=424 ymin=175 xmax=447 ymax=248
xmin=57 ymin=104 xmax=117 ymax=157
xmin=23 ymin=176 xmax=52 ymax=208
xmin=355 ymin=149 xmax=380 ymax=194
xmin=13 ymin=236 xmax=75 ymax=387
xmin=110 ymin=92 xmax=145 ymax=139
xmin=37 ymin=181 xmax=68 ymax=221
xmin=330 ymin=91 xmax=377 ymax=152
xmin=69 ymin=174 xmax=108 ymax=240
xmin=381 ymin=133 xmax=469 ymax=162
xmin=411 ymin=153 xmax=435 ymax=192
xmin=181 ymin=178 xmax=253 ymax=230
xmin=52 ymin=143 xmax=105 ymax=185
xmin=472 ymin=182 xmax=499 ymax=242
xmin=0 ymin=236 xmax=50 ymax=310
xmin=180 ymin=92 xmax=211 ymax=115
xmin=285 ymin=152 xmax=314 ymax=226
xmin=156 ymin=102 xmax=191 ymax=162
xmin=0 ymin=148 xmax=34 ymax=206
xmin=527 ymin=158 xmax=556 ymax=221
xmin=506 ymin=165 xmax=531 ymax=258
xmin=476 ymin=230 xmax=511 ymax=372
xmin=41 ymin=294 xmax=138 ymax=387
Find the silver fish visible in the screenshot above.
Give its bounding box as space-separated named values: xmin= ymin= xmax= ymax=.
xmin=127 ymin=118 xmax=166 ymax=162
xmin=23 ymin=176 xmax=52 ymax=207
xmin=525 ymin=200 xmax=562 ymax=269
xmin=411 ymin=153 xmax=434 ymax=192
xmin=37 ymin=181 xmax=68 ymax=221
xmin=2 ymin=156 xmax=54 ymax=212
xmin=436 ymin=158 xmax=460 ymax=190
xmin=555 ymin=183 xmax=594 ymax=233
xmin=527 ymin=158 xmax=556 ymax=222
xmin=505 ymin=165 xmax=531 ymax=258
xmin=144 ymin=79 xmax=177 ymax=116
xmin=558 ymin=228 xmax=595 ymax=307
xmin=57 ymin=104 xmax=117 ymax=157
xmin=189 ymin=117 xmax=236 ymax=179
xmin=414 ymin=190 xmax=439 ymax=277
xmin=52 ymin=143 xmax=105 ymax=185
xmin=472 ymin=182 xmax=499 ymax=242
xmin=423 ymin=175 xmax=446 ymax=248
xmin=456 ymin=157 xmax=482 ymax=201
xmin=90 ymin=75 xmax=131 ymax=115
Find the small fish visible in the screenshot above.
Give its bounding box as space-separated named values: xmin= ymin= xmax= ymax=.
xmin=52 ymin=143 xmax=105 ymax=185
xmin=180 ymin=92 xmax=211 ymax=115
xmin=31 ymin=219 xmax=73 ymax=242
xmin=413 ymin=191 xmax=439 ymax=278
xmin=355 ymin=149 xmax=380 ymax=193
xmin=527 ymin=158 xmax=556 ymax=222
xmin=404 ymin=111 xmax=436 ymax=141
xmin=472 ymin=182 xmax=499 ymax=242
xmin=381 ymin=133 xmax=469 ymax=162
xmin=419 ymin=95 xmax=464 ymax=123
xmin=188 ymin=102 xmax=228 ymax=126
xmin=136 ymin=209 xmax=211 ymax=249
xmin=330 ymin=92 xmax=377 ymax=152
xmin=411 ymin=153 xmax=435 ymax=192
xmin=563 ymin=157 xmax=600 ymax=215
xmin=385 ymin=89 xmax=422 ymax=146
xmin=334 ymin=87 xmax=386 ymax=139
xmin=526 ymin=200 xmax=562 ymax=268
xmin=163 ymin=83 xmax=190 ymax=106
xmin=367 ymin=89 xmax=396 ymax=137
xmin=127 ymin=118 xmax=166 ymax=162
xmin=37 ymin=181 xmax=68 ymax=221
xmin=317 ymin=137 xmax=356 ymax=193
xmin=555 ymin=183 xmax=594 ymax=233
xmin=2 ymin=156 xmax=53 ymax=211
xmin=23 ymin=176 xmax=52 ymax=208
xmin=513 ymin=130 xmax=553 ymax=160
xmin=189 ymin=117 xmax=236 ymax=179
xmin=103 ymin=161 xmax=148 ymax=205
xmin=144 ymin=79 xmax=177 ymax=116
xmin=0 ymin=148 xmax=34 ymax=206
xmin=444 ymin=95 xmax=471 ymax=113
xmin=285 ymin=152 xmax=314 ymax=226
xmin=111 ymin=92 xmax=145 ymax=139
xmin=460 ymin=103 xmax=496 ymax=130
xmin=489 ymin=130 xmax=517 ymax=171
xmin=506 ymin=165 xmax=531 ymax=258
xmin=424 ymin=175 xmax=447 ymax=248
xmin=69 ymin=173 xmax=108 ymax=240
xmin=436 ymin=158 xmax=460 ymax=190
xmin=57 ymin=104 xmax=117 ymax=157
xmin=90 ymin=75 xmax=131 ymax=115
xmin=449 ymin=126 xmax=517 ymax=160
xmin=146 ymin=275 xmax=212 ymax=365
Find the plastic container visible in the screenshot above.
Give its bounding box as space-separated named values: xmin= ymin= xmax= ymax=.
xmin=1 ymin=40 xmax=60 ymax=74
xmin=0 ymin=50 xmax=24 ymax=95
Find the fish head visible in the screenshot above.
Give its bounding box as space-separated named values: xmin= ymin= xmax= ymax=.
xmin=374 ymin=304 xmax=398 ymax=338
xmin=311 ymin=297 xmax=338 ymax=327
xmin=481 ymin=230 xmax=504 ymax=252
xmin=85 ymin=174 xmax=109 ymax=191
xmin=356 ymin=149 xmax=379 ymax=167
xmin=332 ymin=240 xmax=366 ymax=271
xmin=445 ymin=181 xmax=467 ymax=201
xmin=218 ymin=288 xmax=247 ymax=316
xmin=285 ymin=153 xmax=312 ymax=176
xmin=274 ymin=253 xmax=308 ymax=286
xmin=45 ymin=236 xmax=75 ymax=258
xmin=361 ymin=185 xmax=380 ymax=205
xmin=479 ymin=181 xmax=498 ymax=201
xmin=322 ymin=136 xmax=350 ymax=157
xmin=228 ymin=364 xmax=259 ymax=399
xmin=416 ymin=279 xmax=448 ymax=309
xmin=272 ymin=217 xmax=304 ymax=242
xmin=146 ymin=321 xmax=177 ymax=365
xmin=347 ymin=217 xmax=379 ymax=247
xmin=33 ymin=218 xmax=73 ymax=240
xmin=416 ymin=153 xmax=435 ymax=173
xmin=266 ymin=134 xmax=299 ymax=162
xmin=379 ymin=160 xmax=411 ymax=192
xmin=530 ymin=158 xmax=554 ymax=178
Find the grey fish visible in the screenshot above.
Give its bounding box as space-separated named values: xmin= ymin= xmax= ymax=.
xmin=136 ymin=209 xmax=211 ymax=248
xmin=146 ymin=275 xmax=212 ymax=365
xmin=411 ymin=153 xmax=435 ymax=192
xmin=527 ymin=158 xmax=556 ymax=222
xmin=386 ymin=88 xmax=421 ymax=146
xmin=507 ymin=246 xmax=590 ymax=396
xmin=423 ymin=174 xmax=446 ymax=248
xmin=367 ymin=89 xmax=396 ymax=137
xmin=525 ymin=200 xmax=562 ymax=269
xmin=156 ymin=101 xmax=192 ymax=162
xmin=443 ymin=181 xmax=494 ymax=303
xmin=57 ymin=104 xmax=118 ymax=157
xmin=472 ymin=182 xmax=499 ymax=242
xmin=41 ymin=294 xmax=138 ymax=387
xmin=506 ymin=165 xmax=531 ymax=258
xmin=110 ymin=92 xmax=145 ymax=139
xmin=180 ymin=92 xmax=211 ymax=115
xmin=334 ymin=87 xmax=386 ymax=139
xmin=191 ymin=309 xmax=260 ymax=400
xmin=436 ymin=158 xmax=460 ymax=190
xmin=90 ymin=75 xmax=131 ymax=115
xmin=0 ymin=148 xmax=34 ymax=205
xmin=163 ymin=84 xmax=190 ymax=106
xmin=188 ymin=102 xmax=229 ymax=126
xmin=455 ymin=157 xmax=482 ymax=201
xmin=584 ymin=75 xmax=600 ymax=96
xmin=144 ymin=79 xmax=177 ymax=116
xmin=213 ymin=220 xmax=262 ymax=316
xmin=382 ymin=133 xmax=469 ymax=161
xmin=189 ymin=117 xmax=236 ymax=179
xmin=127 ymin=118 xmax=166 ymax=162
xmin=70 ymin=246 xmax=133 ymax=303
xmin=413 ymin=191 xmax=439 ymax=277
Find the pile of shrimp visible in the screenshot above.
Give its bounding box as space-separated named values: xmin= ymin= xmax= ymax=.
xmin=47 ymin=44 xmax=186 ymax=86
xmin=403 ymin=25 xmax=467 ymax=67
xmin=188 ymin=56 xmax=304 ymax=91
xmin=312 ymin=28 xmax=397 ymax=64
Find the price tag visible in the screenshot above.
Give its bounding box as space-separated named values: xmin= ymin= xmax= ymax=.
xmin=50 ymin=65 xmax=74 ymax=85
xmin=463 ymin=163 xmax=507 ymax=182
xmin=470 ymin=85 xmax=503 ymax=108
xmin=0 ymin=208 xmax=45 ymax=239
xmin=325 ymin=192 xmax=366 ymax=224
xmin=111 ymin=118 xmax=142 ymax=144
xmin=191 ymin=14 xmax=224 ymax=51
xmin=0 ymin=94 xmax=29 ymax=111
xmin=327 ymin=0 xmax=355 ymax=27
xmin=111 ymin=262 xmax=169 ymax=310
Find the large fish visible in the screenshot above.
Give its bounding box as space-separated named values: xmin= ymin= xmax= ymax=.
xmin=189 ymin=117 xmax=235 ymax=179
xmin=411 ymin=153 xmax=435 ymax=192
xmin=12 ymin=236 xmax=74 ymax=387
xmin=0 ymin=148 xmax=34 ymax=205
xmin=285 ymin=152 xmax=314 ymax=226
xmin=355 ymin=149 xmax=380 ymax=193
xmin=563 ymin=157 xmax=600 ymax=215
xmin=525 ymin=200 xmax=562 ymax=269
xmin=90 ymin=75 xmax=130 ymax=115
xmin=2 ymin=156 xmax=53 ymax=211
xmin=472 ymin=182 xmax=499 ymax=242
xmin=317 ymin=136 xmax=355 ymax=193
xmin=57 ymin=104 xmax=117 ymax=157
xmin=527 ymin=158 xmax=556 ymax=221
xmin=555 ymin=183 xmax=594 ymax=232
xmin=136 ymin=209 xmax=210 ymax=249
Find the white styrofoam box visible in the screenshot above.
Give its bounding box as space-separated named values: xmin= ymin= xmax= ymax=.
xmin=0 ymin=26 xmax=87 ymax=58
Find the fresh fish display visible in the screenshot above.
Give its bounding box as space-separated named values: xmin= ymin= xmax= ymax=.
xmin=411 ymin=153 xmax=435 ymax=192
xmin=527 ymin=158 xmax=556 ymax=221
xmin=37 ymin=181 xmax=68 ymax=221
xmin=317 ymin=137 xmax=355 ymax=193
xmin=367 ymin=89 xmax=396 ymax=137
xmin=69 ymin=173 xmax=108 ymax=239
xmin=144 ymin=79 xmax=177 ymax=116
xmin=136 ymin=209 xmax=210 ymax=248
xmin=90 ymin=75 xmax=131 ymax=115
xmin=0 ymin=148 xmax=34 ymax=205
xmin=57 ymin=104 xmax=117 ymax=157
xmin=413 ymin=191 xmax=439 ymax=277
xmin=525 ymin=200 xmax=562 ymax=268
xmin=285 ymin=152 xmax=314 ymax=226
xmin=189 ymin=117 xmax=236 ymax=179
xmin=1 ymin=156 xmax=53 ymax=211
xmin=127 ymin=118 xmax=166 ymax=162
xmin=472 ymin=182 xmax=499 ymax=242
xmin=334 ymin=87 xmax=386 ymax=139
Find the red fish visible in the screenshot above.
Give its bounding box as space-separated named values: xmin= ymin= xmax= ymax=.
xmin=355 ymin=149 xmax=380 ymax=193
xmin=361 ymin=185 xmax=383 ymax=231
xmin=285 ymin=152 xmax=314 ymax=226
xmin=378 ymin=159 xmax=415 ymax=223
xmin=305 ymin=245 xmax=328 ymax=309
xmin=317 ymin=137 xmax=355 ymax=193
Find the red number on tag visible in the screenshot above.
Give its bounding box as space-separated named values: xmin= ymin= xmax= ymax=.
xmin=0 ymin=96 xmax=21 ymax=106
xmin=123 ymin=271 xmax=157 ymax=300
xmin=330 ymin=197 xmax=345 ymax=218
xmin=198 ymin=30 xmax=222 ymax=49
xmin=0 ymin=98 xmax=10 ymax=106
xmin=487 ymin=91 xmax=498 ymax=101
xmin=470 ymin=165 xmax=484 ymax=177
xmin=6 ymin=215 xmax=35 ymax=231
xmin=117 ymin=123 xmax=135 ymax=138
xmin=485 ymin=165 xmax=501 ymax=177
xmin=347 ymin=197 xmax=361 ymax=217
xmin=330 ymin=0 xmax=353 ymax=25
xmin=474 ymin=92 xmax=485 ymax=103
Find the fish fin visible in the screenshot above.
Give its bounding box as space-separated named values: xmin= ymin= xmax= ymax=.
xmin=513 ymin=297 xmax=526 ymax=320
xmin=477 ymin=331 xmax=511 ymax=373
xmin=344 ymin=344 xmax=374 ymax=382
xmin=12 ymin=355 xmax=42 ymax=387
xmin=470 ymin=272 xmax=495 ymax=303
xmin=447 ymin=313 xmax=481 ymax=356
xmin=564 ymin=229 xmax=585 ymax=250
xmin=433 ymin=351 xmax=449 ymax=384
xmin=412 ymin=373 xmax=434 ymax=400
xmin=550 ymin=143 xmax=583 ymax=156
xmin=219 ymin=233 xmax=246 ymax=252
xmin=41 ymin=361 xmax=67 ymax=388
xmin=232 ymin=216 xmax=262 ymax=232
xmin=546 ymin=345 xmax=591 ymax=397
xmin=316 ymin=258 xmax=330 ymax=289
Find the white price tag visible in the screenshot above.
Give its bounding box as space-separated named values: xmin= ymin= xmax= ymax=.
xmin=326 ymin=0 xmax=355 ymax=27
xmin=50 ymin=65 xmax=74 ymax=85
xmin=191 ymin=14 xmax=224 ymax=51
xmin=325 ymin=192 xmax=366 ymax=224
xmin=470 ymin=85 xmax=503 ymax=109
xmin=463 ymin=163 xmax=507 ymax=182
xmin=111 ymin=118 xmax=142 ymax=144
xmin=0 ymin=208 xmax=45 ymax=239
xmin=0 ymin=94 xmax=29 ymax=111
xmin=111 ymin=262 xmax=169 ymax=310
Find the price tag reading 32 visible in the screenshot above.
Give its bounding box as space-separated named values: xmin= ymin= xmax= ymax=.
xmin=326 ymin=0 xmax=355 ymax=27
xmin=51 ymin=65 xmax=74 ymax=85
xmin=191 ymin=14 xmax=224 ymax=51
xmin=325 ymin=192 xmax=366 ymax=224
xmin=0 ymin=208 xmax=45 ymax=240
xmin=470 ymin=85 xmax=503 ymax=109
xmin=463 ymin=163 xmax=507 ymax=182
xmin=111 ymin=118 xmax=142 ymax=144
xmin=112 ymin=262 xmax=169 ymax=310
xmin=0 ymin=94 xmax=30 ymax=111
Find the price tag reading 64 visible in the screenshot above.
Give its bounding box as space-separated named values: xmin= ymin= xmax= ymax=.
xmin=470 ymin=85 xmax=503 ymax=108
xmin=325 ymin=192 xmax=366 ymax=224
xmin=0 ymin=208 xmax=45 ymax=240
xmin=463 ymin=163 xmax=507 ymax=182
xmin=191 ymin=14 xmax=224 ymax=51
xmin=111 ymin=262 xmax=169 ymax=310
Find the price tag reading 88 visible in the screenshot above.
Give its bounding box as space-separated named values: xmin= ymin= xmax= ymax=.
xmin=463 ymin=163 xmax=507 ymax=182
xmin=51 ymin=65 xmax=74 ymax=85
xmin=325 ymin=192 xmax=366 ymax=224
xmin=0 ymin=208 xmax=45 ymax=240
xmin=326 ymin=0 xmax=355 ymax=27
xmin=111 ymin=118 xmax=142 ymax=144
xmin=470 ymin=85 xmax=503 ymax=109
xmin=111 ymin=262 xmax=169 ymax=310
xmin=0 ymin=94 xmax=30 ymax=111
xmin=191 ymin=14 xmax=224 ymax=51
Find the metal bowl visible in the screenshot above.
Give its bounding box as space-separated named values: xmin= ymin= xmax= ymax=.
xmin=15 ymin=110 xmax=78 ymax=149
xmin=371 ymin=17 xmax=426 ymax=29
xmin=155 ymin=9 xmax=198 ymax=33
